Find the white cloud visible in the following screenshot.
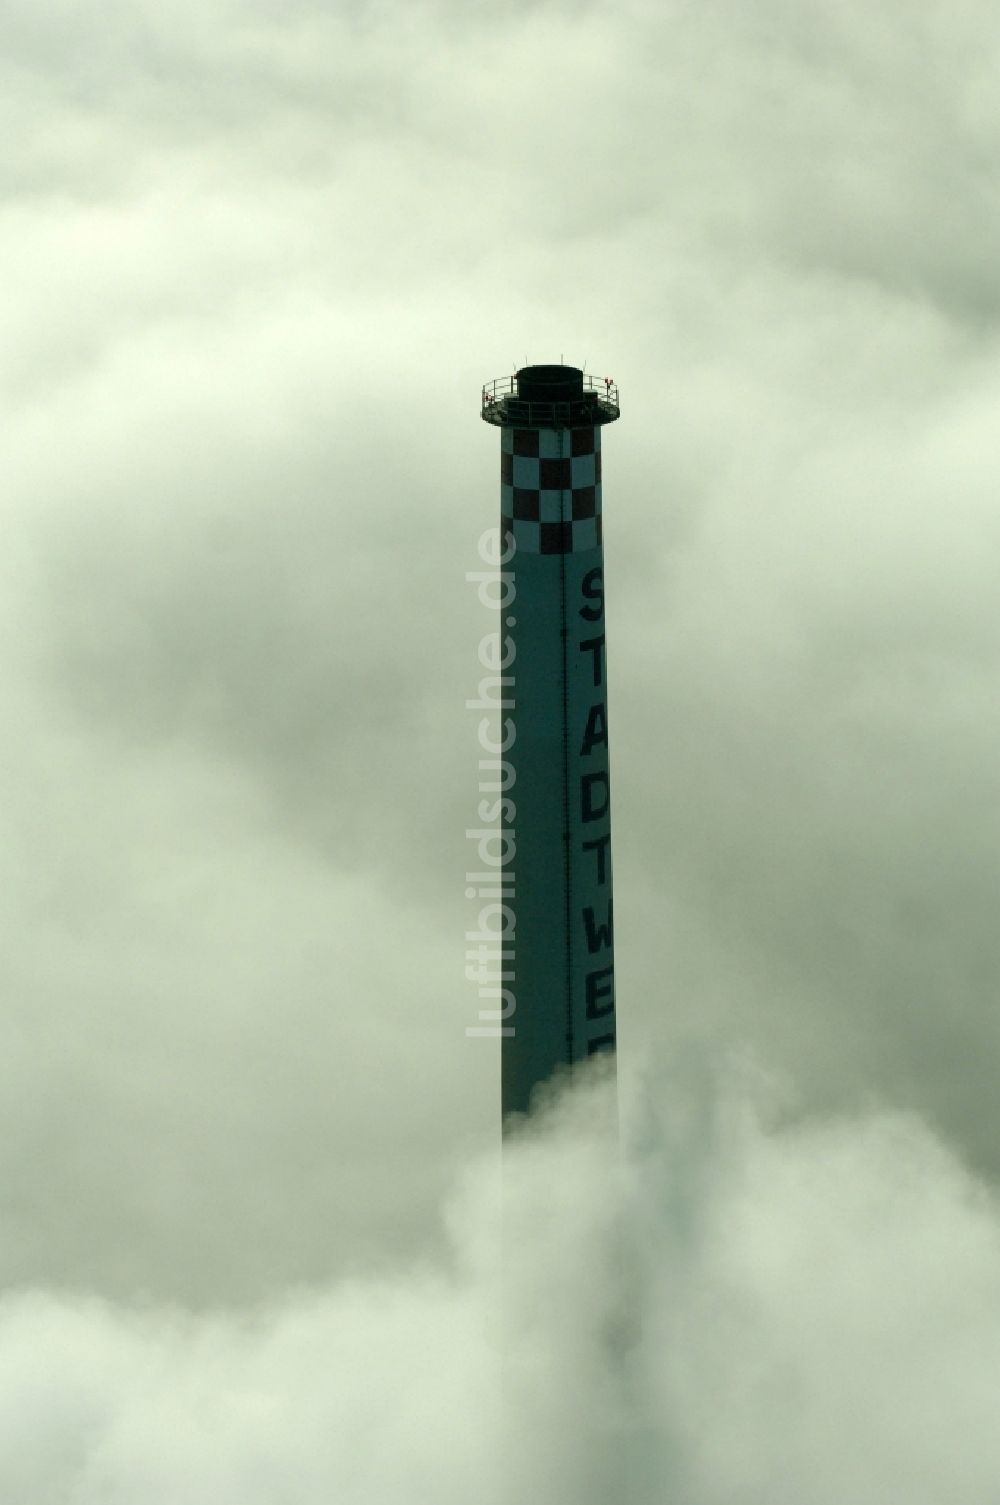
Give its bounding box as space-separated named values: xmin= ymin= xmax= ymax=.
xmin=1 ymin=0 xmax=1000 ymax=1490
xmin=1 ymin=1066 xmax=1000 ymax=1503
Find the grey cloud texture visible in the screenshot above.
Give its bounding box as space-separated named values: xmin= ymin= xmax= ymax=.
xmin=2 ymin=0 xmax=1000 ymax=1489
xmin=3 ymin=1066 xmax=1000 ymax=1503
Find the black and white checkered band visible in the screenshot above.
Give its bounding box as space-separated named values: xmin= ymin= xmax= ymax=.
xmin=500 ymin=426 xmax=602 ymax=555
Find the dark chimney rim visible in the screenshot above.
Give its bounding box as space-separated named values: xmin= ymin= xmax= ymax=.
xmin=480 ymin=367 xmax=620 ymax=429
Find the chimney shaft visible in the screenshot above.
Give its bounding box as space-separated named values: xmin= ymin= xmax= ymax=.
xmin=481 ymin=365 xmax=621 ymax=1125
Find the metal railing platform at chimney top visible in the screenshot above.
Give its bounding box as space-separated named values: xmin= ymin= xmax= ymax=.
xmin=481 ymin=373 xmax=620 ymax=429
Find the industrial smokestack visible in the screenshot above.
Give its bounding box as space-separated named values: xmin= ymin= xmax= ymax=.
xmin=480 ymin=364 xmax=621 ymax=1126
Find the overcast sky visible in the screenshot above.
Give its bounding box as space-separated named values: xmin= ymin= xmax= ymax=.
xmin=4 ymin=0 xmax=1000 ymax=1497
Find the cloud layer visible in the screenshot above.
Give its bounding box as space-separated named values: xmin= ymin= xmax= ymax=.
xmin=3 ymin=1064 xmax=1000 ymax=1503
xmin=1 ymin=0 xmax=1000 ymax=1491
